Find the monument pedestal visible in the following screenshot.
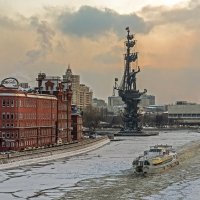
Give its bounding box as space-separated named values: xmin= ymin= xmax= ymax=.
xmin=115 ymin=130 xmax=159 ymax=136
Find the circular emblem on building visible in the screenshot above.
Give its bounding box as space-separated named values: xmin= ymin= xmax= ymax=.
xmin=1 ymin=77 xmax=19 ymax=89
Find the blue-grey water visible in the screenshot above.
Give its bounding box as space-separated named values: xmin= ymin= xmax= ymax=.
xmin=0 ymin=130 xmax=200 ymax=200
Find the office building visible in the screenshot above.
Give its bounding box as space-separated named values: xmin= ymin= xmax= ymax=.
xmin=63 ymin=66 xmax=93 ymax=110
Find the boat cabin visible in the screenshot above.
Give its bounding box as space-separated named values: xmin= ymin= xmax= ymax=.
xmin=144 ymin=145 xmax=172 ymax=158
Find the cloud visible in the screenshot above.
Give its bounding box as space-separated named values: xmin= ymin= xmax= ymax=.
xmin=161 ymin=5 xmax=200 ymax=29
xmin=36 ymin=20 xmax=55 ymax=50
xmin=26 ymin=50 xmax=43 ymax=62
xmin=57 ymin=6 xmax=150 ymax=38
xmin=140 ymin=0 xmax=200 ymax=29
xmin=1 ymin=1 xmax=200 ymax=104
xmin=25 ymin=20 xmax=56 ymax=64
xmin=0 ymin=15 xmax=60 ymax=79
xmin=0 ymin=15 xmax=17 ymax=29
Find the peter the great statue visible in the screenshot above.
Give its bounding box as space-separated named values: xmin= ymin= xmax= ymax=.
xmin=114 ymin=27 xmax=158 ymax=136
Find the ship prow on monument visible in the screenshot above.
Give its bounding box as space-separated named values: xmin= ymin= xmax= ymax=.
xmin=114 ymin=27 xmax=159 ymax=137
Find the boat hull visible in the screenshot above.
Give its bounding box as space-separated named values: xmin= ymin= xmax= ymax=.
xmin=134 ymin=158 xmax=179 ymax=175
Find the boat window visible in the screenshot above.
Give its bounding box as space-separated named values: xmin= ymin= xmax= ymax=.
xmin=139 ymin=161 xmax=143 ymax=166
xmin=150 ymin=149 xmax=161 ymax=152
xmin=144 ymin=160 xmax=150 ymax=165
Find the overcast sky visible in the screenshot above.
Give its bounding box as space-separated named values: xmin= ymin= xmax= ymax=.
xmin=0 ymin=0 xmax=200 ymax=104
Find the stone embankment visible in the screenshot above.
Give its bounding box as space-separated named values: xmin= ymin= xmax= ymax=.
xmin=0 ymin=136 xmax=110 ymax=170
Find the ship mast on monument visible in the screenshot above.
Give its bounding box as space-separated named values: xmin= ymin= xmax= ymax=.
xmin=114 ymin=26 xmax=150 ymax=135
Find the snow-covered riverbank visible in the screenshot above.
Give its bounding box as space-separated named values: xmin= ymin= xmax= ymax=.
xmin=0 ymin=136 xmax=110 ymax=170
xmin=0 ymin=130 xmax=200 ymax=200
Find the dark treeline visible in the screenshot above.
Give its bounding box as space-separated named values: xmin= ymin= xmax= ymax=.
xmin=82 ymin=106 xmax=178 ymax=129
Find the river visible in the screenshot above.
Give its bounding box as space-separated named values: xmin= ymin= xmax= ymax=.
xmin=0 ymin=130 xmax=200 ymax=200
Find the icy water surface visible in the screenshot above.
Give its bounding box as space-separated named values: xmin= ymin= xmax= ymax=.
xmin=0 ymin=130 xmax=200 ymax=200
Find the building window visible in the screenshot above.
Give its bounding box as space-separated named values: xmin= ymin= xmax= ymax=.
xmin=11 ymin=113 xmax=14 ymax=120
xmin=11 ymin=99 xmax=14 ymax=107
xmin=19 ymin=100 xmax=22 ymax=107
xmin=6 ymin=133 xmax=10 ymax=138
xmin=2 ymin=99 xmax=6 ymax=107
xmin=2 ymin=113 xmax=5 ymax=120
xmin=7 ymin=99 xmax=10 ymax=107
xmin=2 ymin=132 xmax=5 ymax=138
xmin=7 ymin=113 xmax=10 ymax=119
xmin=6 ymin=124 xmax=10 ymax=127
xmin=6 ymin=142 xmax=10 ymax=147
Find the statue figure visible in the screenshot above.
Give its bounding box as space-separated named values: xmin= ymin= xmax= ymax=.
xmin=127 ymin=66 xmax=140 ymax=90
xmin=114 ymin=27 xmax=150 ymax=134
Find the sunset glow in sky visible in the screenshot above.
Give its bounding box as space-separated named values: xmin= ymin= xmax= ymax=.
xmin=0 ymin=0 xmax=199 ymax=104
xmin=0 ymin=0 xmax=189 ymax=15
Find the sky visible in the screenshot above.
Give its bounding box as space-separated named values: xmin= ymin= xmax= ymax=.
xmin=0 ymin=0 xmax=200 ymax=104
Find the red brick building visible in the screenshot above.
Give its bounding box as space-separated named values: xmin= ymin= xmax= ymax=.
xmin=0 ymin=86 xmax=58 ymax=151
xmin=71 ymin=105 xmax=83 ymax=141
xmin=36 ymin=73 xmax=73 ymax=144
xmin=0 ymin=75 xmax=74 ymax=151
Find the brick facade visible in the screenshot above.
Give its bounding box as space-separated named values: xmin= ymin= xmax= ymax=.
xmin=0 ymin=74 xmax=76 ymax=152
xmin=71 ymin=114 xmax=83 ymax=141
xmin=0 ymin=86 xmax=58 ymax=151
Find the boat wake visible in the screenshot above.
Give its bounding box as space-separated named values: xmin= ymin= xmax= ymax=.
xmin=177 ymin=140 xmax=200 ymax=163
xmin=59 ymin=140 xmax=200 ymax=200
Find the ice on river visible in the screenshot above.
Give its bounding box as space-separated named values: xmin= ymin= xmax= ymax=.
xmin=0 ymin=130 xmax=200 ymax=200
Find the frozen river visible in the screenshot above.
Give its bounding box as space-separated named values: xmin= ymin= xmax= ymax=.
xmin=0 ymin=130 xmax=200 ymax=200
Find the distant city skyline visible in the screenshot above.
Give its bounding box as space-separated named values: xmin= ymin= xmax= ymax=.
xmin=0 ymin=0 xmax=199 ymax=105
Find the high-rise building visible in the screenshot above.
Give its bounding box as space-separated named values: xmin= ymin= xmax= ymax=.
xmin=108 ymin=96 xmax=124 ymax=114
xmin=79 ymin=84 xmax=93 ymax=110
xmin=63 ymin=65 xmax=93 ymax=110
xmin=63 ymin=66 xmax=80 ymax=106
xmin=140 ymin=94 xmax=155 ymax=107
xmin=93 ymin=98 xmax=107 ymax=108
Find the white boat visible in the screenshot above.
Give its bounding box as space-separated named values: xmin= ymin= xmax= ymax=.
xmin=132 ymin=145 xmax=179 ymax=175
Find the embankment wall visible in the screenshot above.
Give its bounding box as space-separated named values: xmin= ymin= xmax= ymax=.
xmin=0 ymin=136 xmax=110 ymax=170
